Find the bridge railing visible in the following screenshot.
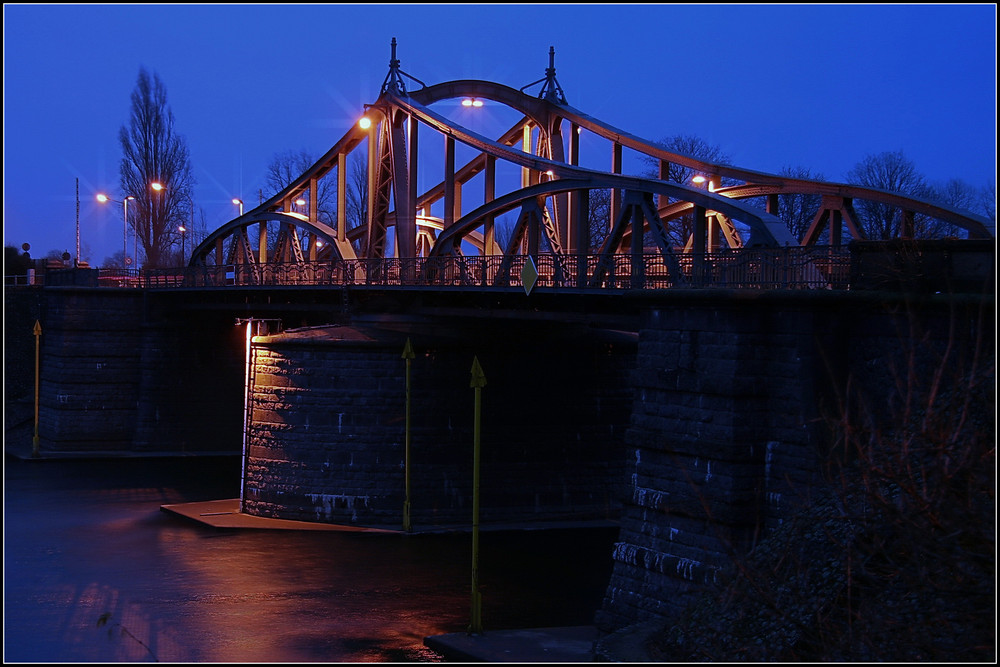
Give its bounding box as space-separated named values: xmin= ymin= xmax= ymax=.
xmin=137 ymin=246 xmax=851 ymax=291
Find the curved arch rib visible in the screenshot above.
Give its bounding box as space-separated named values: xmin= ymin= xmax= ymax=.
xmin=386 ymin=92 xmax=798 ymax=249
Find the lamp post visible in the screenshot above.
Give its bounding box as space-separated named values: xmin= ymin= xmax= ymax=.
xmin=125 ymin=196 xmax=135 ymax=264
xmin=232 ymin=198 xmax=244 ymax=216
xmin=97 ymin=193 xmax=136 ymax=265
xmin=179 ymin=225 xmax=187 ymax=263
xmin=148 ymin=182 xmax=165 ymax=268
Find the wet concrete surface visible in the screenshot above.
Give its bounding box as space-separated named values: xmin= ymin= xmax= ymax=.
xmin=3 ymin=453 xmax=619 ymax=662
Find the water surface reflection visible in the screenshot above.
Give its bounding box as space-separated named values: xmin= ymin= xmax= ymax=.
xmin=3 ymin=457 xmax=617 ymax=662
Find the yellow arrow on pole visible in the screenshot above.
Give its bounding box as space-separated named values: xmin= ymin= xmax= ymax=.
xmin=402 ymin=338 xmax=415 ymax=532
xmin=469 ymin=355 xmax=486 ymax=635
xmin=32 ymin=320 xmax=42 ymax=458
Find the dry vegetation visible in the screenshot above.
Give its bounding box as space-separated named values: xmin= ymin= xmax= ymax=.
xmin=648 ymin=312 xmax=995 ymax=661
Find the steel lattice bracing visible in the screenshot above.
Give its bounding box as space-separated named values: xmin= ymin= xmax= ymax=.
xmin=188 ymin=41 xmax=994 ymax=289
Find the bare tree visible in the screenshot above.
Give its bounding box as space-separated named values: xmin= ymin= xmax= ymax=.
xmin=846 ymin=150 xmax=933 ymax=240
xmin=980 ymin=183 xmax=996 ymax=231
xmin=263 ymin=149 xmax=338 ymax=227
xmin=101 ymin=249 xmax=129 ymax=269
xmin=118 ymin=67 xmax=195 ymax=268
xmin=777 ymin=166 xmax=825 ymax=243
xmin=642 ymin=134 xmax=732 ymax=185
xmin=346 ymin=152 xmax=368 ymax=233
xmin=640 ymin=135 xmax=733 ymax=247
xmin=587 ymin=188 xmax=612 ymax=251
xmin=927 ymin=178 xmax=995 ymax=238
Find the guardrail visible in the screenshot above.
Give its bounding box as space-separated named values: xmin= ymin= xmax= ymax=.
xmin=11 ymin=243 xmax=991 ymax=294
xmin=135 ymin=247 xmax=852 ymax=291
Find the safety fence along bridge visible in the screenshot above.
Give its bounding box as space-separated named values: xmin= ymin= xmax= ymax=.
xmin=155 ymin=40 xmax=989 ymax=294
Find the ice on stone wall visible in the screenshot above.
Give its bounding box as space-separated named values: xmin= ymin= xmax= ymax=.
xmin=308 ymin=493 xmax=369 ymax=522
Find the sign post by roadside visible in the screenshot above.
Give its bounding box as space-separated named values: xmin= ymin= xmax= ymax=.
xmin=402 ymin=338 xmax=415 ymax=532
xmin=32 ymin=320 xmax=41 ymax=458
xmin=469 ymin=356 xmax=487 ymax=635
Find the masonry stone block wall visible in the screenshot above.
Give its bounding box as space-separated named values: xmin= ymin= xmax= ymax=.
xmin=35 ymin=288 xmax=145 ymax=451
xmin=243 ymin=321 xmax=636 ymax=528
xmin=131 ymin=310 xmax=244 ymax=453
xmin=10 ymin=286 xmax=245 ymax=454
xmin=595 ymin=292 xmax=993 ymax=632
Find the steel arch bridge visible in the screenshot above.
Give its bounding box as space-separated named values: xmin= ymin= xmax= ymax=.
xmin=188 ymin=40 xmax=993 ymax=291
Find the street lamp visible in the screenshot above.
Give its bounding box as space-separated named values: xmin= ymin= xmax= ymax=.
xmin=178 ymin=225 xmax=187 ymax=263
xmin=146 ymin=182 xmax=165 ymax=269
xmin=96 ymin=193 xmax=136 ymax=266
xmin=232 ymin=198 xmax=244 ymax=216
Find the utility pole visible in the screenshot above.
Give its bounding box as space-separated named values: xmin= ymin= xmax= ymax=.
xmin=75 ymin=178 xmax=80 ymax=266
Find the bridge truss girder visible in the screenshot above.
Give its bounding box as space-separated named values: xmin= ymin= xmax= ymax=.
xmin=188 ymin=42 xmax=993 ymax=281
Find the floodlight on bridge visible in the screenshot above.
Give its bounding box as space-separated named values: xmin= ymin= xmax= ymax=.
xmin=462 ymin=98 xmax=484 ymax=108
xmin=359 ymin=116 xmax=372 ymax=129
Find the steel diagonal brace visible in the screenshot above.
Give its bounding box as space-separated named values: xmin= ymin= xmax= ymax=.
xmin=590 ymin=195 xmax=636 ymax=288
xmin=639 ymin=192 xmax=687 ymax=286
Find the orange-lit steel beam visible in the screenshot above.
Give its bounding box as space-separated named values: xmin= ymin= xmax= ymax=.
xmin=389 ymin=108 xmax=415 ymax=258
xmin=337 ymin=152 xmax=347 ymax=244
xmin=611 ymin=143 xmax=622 ymax=236
xmin=483 ymin=156 xmax=497 ymax=255
xmin=444 ymin=135 xmax=456 ymax=229
xmin=566 ymin=122 xmax=581 ymax=256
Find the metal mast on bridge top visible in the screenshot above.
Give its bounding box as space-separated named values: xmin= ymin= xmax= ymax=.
xmin=380 ymin=37 xmax=425 ymax=96
xmin=522 ymin=46 xmax=567 ymax=104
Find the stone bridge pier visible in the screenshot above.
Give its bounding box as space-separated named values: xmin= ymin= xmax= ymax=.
xmin=595 ymin=290 xmax=993 ymax=631
xmin=241 ymin=315 xmax=637 ymax=528
xmin=7 ymin=284 xmax=992 ymax=634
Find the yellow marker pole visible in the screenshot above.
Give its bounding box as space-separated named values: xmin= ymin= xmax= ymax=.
xmin=469 ymin=356 xmax=487 ymax=635
xmin=402 ymin=338 xmax=415 ymax=532
xmin=32 ymin=320 xmax=42 ymax=458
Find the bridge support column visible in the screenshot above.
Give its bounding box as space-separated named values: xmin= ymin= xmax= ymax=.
xmin=521 ymin=123 xmax=533 ymax=188
xmin=574 ymin=189 xmax=590 ymax=287
xmin=565 ymin=123 xmax=582 ymax=256
xmin=692 ymin=205 xmax=707 ymax=285
xmin=611 ymin=142 xmax=622 ymax=237
xmin=484 ymin=156 xmax=497 ymax=255
xmin=337 ymin=152 xmax=347 ymax=244
xmin=258 ymin=221 xmax=268 ymax=264
xmin=630 ymin=198 xmax=645 ymax=289
xmin=444 ymin=135 xmax=456 ymax=229
xmin=658 ymin=160 xmax=670 ymax=211
xmin=408 ymin=114 xmax=419 ymax=254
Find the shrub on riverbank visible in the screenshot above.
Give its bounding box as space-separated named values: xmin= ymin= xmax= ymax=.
xmin=647 ymin=335 xmax=995 ymax=661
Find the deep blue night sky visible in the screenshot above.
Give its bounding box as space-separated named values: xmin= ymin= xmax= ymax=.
xmin=3 ymin=3 xmax=996 ymax=264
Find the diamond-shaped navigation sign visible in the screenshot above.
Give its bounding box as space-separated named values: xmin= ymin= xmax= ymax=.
xmin=520 ymin=256 xmax=538 ymax=295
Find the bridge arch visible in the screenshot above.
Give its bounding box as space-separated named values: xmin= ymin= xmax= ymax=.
xmin=189 ymin=42 xmax=992 ymax=279
xmin=189 ymin=210 xmax=359 ymax=268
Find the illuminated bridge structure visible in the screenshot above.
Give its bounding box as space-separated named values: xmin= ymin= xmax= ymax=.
xmin=179 ymin=39 xmax=993 ymax=293
xmin=15 ymin=42 xmax=994 ymax=639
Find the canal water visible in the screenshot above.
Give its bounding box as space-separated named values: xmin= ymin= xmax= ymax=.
xmin=3 ymin=455 xmax=618 ymax=662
